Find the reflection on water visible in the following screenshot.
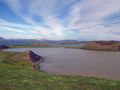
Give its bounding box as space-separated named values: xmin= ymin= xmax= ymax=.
xmin=4 ymin=48 xmax=120 ymax=80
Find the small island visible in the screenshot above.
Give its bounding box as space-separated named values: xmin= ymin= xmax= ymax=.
xmin=81 ymin=41 xmax=120 ymax=51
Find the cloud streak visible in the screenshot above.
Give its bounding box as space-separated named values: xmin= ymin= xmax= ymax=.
xmin=0 ymin=0 xmax=120 ymax=40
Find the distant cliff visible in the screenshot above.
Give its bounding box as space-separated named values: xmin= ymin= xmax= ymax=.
xmin=81 ymin=41 xmax=120 ymax=51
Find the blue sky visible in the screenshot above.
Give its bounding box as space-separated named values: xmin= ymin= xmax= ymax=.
xmin=0 ymin=0 xmax=120 ymax=40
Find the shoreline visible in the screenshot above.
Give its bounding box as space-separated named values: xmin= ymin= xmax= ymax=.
xmin=3 ymin=47 xmax=120 ymax=80
xmin=0 ymin=49 xmax=120 ymax=89
xmin=39 ymin=63 xmax=120 ymax=80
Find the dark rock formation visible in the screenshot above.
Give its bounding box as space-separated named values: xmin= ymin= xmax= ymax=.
xmin=12 ymin=50 xmax=45 ymax=71
xmin=0 ymin=45 xmax=9 ymax=49
xmin=24 ymin=50 xmax=45 ymax=71
xmin=26 ymin=50 xmax=44 ymax=64
xmin=28 ymin=50 xmax=44 ymax=71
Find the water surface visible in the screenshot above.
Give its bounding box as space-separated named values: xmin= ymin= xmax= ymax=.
xmin=4 ymin=48 xmax=120 ymax=80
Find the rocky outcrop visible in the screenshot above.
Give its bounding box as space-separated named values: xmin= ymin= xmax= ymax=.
xmin=26 ymin=50 xmax=45 ymax=71
xmin=0 ymin=45 xmax=9 ymax=49
xmin=13 ymin=50 xmax=44 ymax=71
xmin=81 ymin=41 xmax=120 ymax=51
xmin=26 ymin=50 xmax=44 ymax=64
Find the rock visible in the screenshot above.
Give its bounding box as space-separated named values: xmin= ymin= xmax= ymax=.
xmin=26 ymin=50 xmax=44 ymax=71
xmin=12 ymin=50 xmax=45 ymax=71
xmin=26 ymin=50 xmax=44 ymax=64
xmin=0 ymin=45 xmax=9 ymax=49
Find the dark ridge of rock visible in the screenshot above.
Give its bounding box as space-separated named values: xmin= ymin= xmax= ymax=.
xmin=26 ymin=50 xmax=44 ymax=64
xmin=0 ymin=45 xmax=9 ymax=49
xmin=26 ymin=50 xmax=45 ymax=71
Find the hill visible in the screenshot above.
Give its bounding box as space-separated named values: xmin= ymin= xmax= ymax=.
xmin=0 ymin=37 xmax=5 ymax=40
xmin=81 ymin=41 xmax=120 ymax=51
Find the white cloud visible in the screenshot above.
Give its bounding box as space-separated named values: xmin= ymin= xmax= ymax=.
xmin=0 ymin=0 xmax=120 ymax=40
xmin=69 ymin=0 xmax=120 ymax=27
xmin=29 ymin=0 xmax=74 ymax=17
xmin=67 ymin=0 xmax=120 ymax=40
xmin=0 ymin=18 xmax=65 ymax=40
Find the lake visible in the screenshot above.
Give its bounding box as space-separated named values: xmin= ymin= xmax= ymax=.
xmin=4 ymin=48 xmax=120 ymax=80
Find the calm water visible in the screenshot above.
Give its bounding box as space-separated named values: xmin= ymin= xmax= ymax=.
xmin=4 ymin=48 xmax=120 ymax=80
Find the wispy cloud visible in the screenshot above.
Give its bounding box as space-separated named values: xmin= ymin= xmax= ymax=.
xmin=0 ymin=0 xmax=120 ymax=40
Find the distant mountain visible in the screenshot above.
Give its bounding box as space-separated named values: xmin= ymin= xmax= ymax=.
xmin=0 ymin=37 xmax=5 ymax=40
xmin=0 ymin=39 xmax=40 ymax=45
xmin=0 ymin=38 xmax=85 ymax=45
xmin=0 ymin=38 xmax=119 ymax=46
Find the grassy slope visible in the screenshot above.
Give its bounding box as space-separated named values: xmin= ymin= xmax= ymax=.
xmin=0 ymin=51 xmax=120 ymax=90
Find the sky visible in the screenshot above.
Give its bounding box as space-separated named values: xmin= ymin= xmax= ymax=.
xmin=0 ymin=0 xmax=120 ymax=40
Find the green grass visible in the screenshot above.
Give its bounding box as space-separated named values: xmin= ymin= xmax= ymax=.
xmin=0 ymin=51 xmax=120 ymax=90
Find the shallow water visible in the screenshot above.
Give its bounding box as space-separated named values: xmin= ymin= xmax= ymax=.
xmin=4 ymin=48 xmax=120 ymax=80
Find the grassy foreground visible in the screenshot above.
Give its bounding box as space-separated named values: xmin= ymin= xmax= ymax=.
xmin=0 ymin=51 xmax=120 ymax=90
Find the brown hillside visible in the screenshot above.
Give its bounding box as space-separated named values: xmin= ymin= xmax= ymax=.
xmin=81 ymin=41 xmax=120 ymax=51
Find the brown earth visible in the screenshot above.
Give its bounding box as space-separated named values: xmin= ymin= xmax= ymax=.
xmin=81 ymin=41 xmax=120 ymax=51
